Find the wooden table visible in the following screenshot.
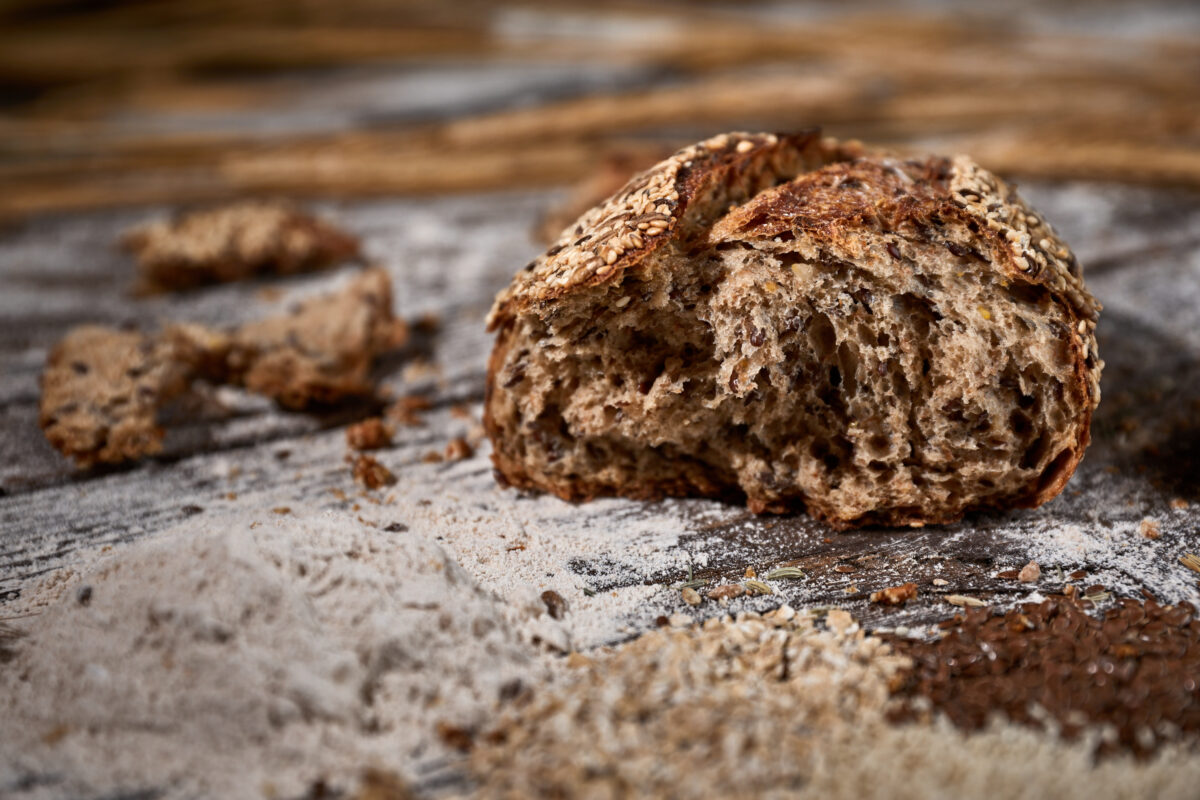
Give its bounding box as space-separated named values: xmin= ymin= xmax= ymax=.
xmin=2 ymin=0 xmax=1200 ymax=646
xmin=3 ymin=182 xmax=1199 ymax=643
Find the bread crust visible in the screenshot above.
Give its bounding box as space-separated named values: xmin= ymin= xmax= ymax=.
xmin=488 ymin=131 xmax=863 ymax=329
xmin=485 ymin=131 xmax=1102 ymax=528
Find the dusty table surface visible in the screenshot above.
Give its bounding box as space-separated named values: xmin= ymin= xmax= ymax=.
xmin=1 ymin=0 xmax=1199 ymax=642
xmin=2 ymin=177 xmax=1199 ymax=640
xmin=2 ymin=7 xmax=1200 ymax=799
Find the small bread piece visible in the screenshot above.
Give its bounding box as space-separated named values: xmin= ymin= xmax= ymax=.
xmin=484 ymin=131 xmax=1102 ymax=529
xmin=123 ymin=200 xmax=361 ymax=293
xmin=39 ymin=326 xmax=194 ymax=467
xmin=224 ymin=268 xmax=409 ymax=409
xmin=40 ymin=269 xmax=408 ymax=466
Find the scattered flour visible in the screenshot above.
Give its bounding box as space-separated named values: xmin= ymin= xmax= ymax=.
xmin=406 ymin=496 xmax=693 ymax=650
xmin=0 ymin=510 xmax=539 ymax=799
xmin=1001 ymin=517 xmax=1200 ymax=603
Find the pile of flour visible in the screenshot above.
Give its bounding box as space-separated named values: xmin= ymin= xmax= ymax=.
xmin=0 ymin=511 xmax=540 ymax=799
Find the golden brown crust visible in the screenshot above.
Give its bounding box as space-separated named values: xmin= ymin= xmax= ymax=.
xmin=485 ymin=132 xmax=1102 ymax=527
xmin=487 ymin=130 xmax=862 ymax=330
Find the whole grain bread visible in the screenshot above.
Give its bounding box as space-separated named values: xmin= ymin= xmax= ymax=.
xmin=39 ymin=326 xmax=196 ymax=467
xmin=484 ymin=131 xmax=1102 ymax=529
xmin=123 ymin=200 xmax=361 ymax=294
xmin=40 ymin=268 xmax=408 ymax=467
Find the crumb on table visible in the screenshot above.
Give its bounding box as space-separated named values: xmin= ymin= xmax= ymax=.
xmin=123 ymin=200 xmax=361 ymax=294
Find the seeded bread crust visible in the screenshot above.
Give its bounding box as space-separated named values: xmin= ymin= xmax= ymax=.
xmin=485 ymin=132 xmax=1102 ymax=527
xmin=488 ymin=131 xmax=862 ymax=327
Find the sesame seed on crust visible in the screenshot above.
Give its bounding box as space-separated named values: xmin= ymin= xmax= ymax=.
xmin=486 ymin=130 xmax=862 ymax=330
xmin=487 ymin=131 xmax=1101 ymax=408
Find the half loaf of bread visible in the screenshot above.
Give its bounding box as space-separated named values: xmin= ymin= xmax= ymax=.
xmin=484 ymin=131 xmax=1101 ymax=528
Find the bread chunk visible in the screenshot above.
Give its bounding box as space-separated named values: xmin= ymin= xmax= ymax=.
xmin=224 ymin=268 xmax=408 ymax=409
xmin=484 ymin=132 xmax=1101 ymax=528
xmin=40 ymin=269 xmax=408 ymax=466
xmin=123 ymin=200 xmax=361 ymax=294
xmin=39 ymin=327 xmax=194 ymax=467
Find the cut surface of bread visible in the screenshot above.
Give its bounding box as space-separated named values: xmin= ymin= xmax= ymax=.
xmin=485 ymin=132 xmax=1101 ymax=528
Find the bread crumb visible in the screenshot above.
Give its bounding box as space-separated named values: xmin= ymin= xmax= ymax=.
xmin=1140 ymin=518 xmax=1162 ymax=540
xmin=1169 ymin=498 xmax=1188 ymax=510
xmin=931 ymin=578 xmax=949 ymax=586
xmin=444 ymin=437 xmax=474 ymax=462
xmin=540 ymin=590 xmax=567 ymax=620
xmin=218 ymin=268 xmax=408 ymax=411
xmin=870 ymin=582 xmax=918 ymax=606
xmin=122 ymin=200 xmax=361 ymax=294
xmin=681 ymin=587 xmax=702 ymax=606
xmin=346 ymin=418 xmax=393 ymax=451
xmin=414 ymin=312 xmax=442 ymax=334
xmin=1018 ymin=561 xmax=1041 ymax=582
xmin=387 ymin=395 xmax=432 ymax=427
xmin=353 ymin=768 xmax=415 ymax=800
xmin=353 ymin=455 xmax=396 ymax=489
xmin=435 ymin=721 xmax=474 ymax=752
xmin=706 ymin=584 xmax=745 ymax=601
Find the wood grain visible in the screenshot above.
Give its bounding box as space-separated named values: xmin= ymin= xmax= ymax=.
xmin=1 ymin=2 xmax=1198 ymax=221
xmin=3 ymin=181 xmax=1199 ymax=637
xmin=2 ymin=11 xmax=1199 ymax=795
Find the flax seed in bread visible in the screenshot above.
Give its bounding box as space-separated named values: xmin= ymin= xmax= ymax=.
xmin=39 ymin=326 xmax=195 ymax=467
xmin=484 ymin=131 xmax=1101 ymax=529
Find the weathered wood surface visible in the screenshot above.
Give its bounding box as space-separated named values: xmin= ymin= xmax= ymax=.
xmin=3 ymin=178 xmax=1200 ymax=639
xmin=1 ymin=0 xmax=1199 ymax=642
xmin=0 ymin=8 xmax=1197 ymax=799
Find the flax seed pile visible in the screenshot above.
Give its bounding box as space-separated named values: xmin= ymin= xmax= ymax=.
xmin=887 ymin=594 xmax=1200 ymax=758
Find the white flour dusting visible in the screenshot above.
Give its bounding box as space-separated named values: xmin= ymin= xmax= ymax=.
xmin=391 ymin=493 xmax=711 ymax=650
xmin=0 ymin=510 xmax=540 ymax=799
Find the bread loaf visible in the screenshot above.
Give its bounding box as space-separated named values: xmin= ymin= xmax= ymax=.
xmin=484 ymin=131 xmax=1101 ymax=528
